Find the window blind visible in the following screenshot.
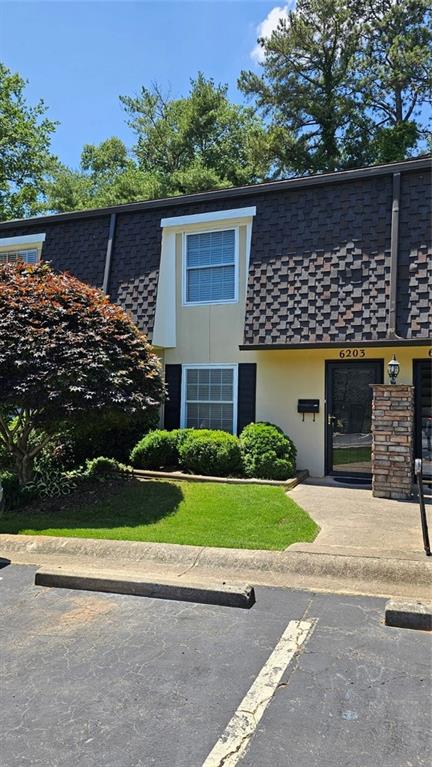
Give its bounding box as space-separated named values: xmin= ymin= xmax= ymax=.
xmin=184 ymin=367 xmax=235 ymax=432
xmin=185 ymin=229 xmax=235 ymax=303
xmin=0 ymin=248 xmax=38 ymax=265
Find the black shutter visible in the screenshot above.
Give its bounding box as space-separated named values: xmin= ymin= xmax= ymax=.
xmin=237 ymin=363 xmax=257 ymax=435
xmin=164 ymin=365 xmax=182 ymax=429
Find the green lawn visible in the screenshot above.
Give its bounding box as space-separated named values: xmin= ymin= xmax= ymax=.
xmin=0 ymin=479 xmax=318 ymax=551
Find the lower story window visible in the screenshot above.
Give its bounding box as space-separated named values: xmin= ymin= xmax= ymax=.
xmin=0 ymin=248 xmax=38 ymax=265
xmin=182 ymin=365 xmax=237 ymax=433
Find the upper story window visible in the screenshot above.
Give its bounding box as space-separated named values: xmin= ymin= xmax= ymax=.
xmin=0 ymin=233 xmax=46 ymax=266
xmin=184 ymin=228 xmax=238 ymax=305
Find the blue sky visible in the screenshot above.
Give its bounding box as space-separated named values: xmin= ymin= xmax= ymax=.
xmin=1 ymin=1 xmax=284 ymax=167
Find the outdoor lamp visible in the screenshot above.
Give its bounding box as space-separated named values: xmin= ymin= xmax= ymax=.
xmin=388 ymin=354 xmax=400 ymax=384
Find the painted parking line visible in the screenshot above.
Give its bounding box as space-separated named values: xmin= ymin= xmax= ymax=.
xmin=202 ymin=619 xmax=315 ymax=767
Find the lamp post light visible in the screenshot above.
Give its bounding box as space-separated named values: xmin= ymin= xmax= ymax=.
xmin=387 ymin=354 xmax=400 ymax=385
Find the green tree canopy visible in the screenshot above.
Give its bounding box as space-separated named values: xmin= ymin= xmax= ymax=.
xmin=0 ymin=63 xmax=57 ymax=220
xmin=46 ymin=137 xmax=162 ymax=212
xmin=121 ymin=73 xmax=271 ymax=192
xmin=239 ymin=0 xmax=431 ymax=174
xmin=355 ymin=0 xmax=432 ymax=162
xmin=46 ymin=76 xmax=271 ymax=212
xmin=239 ymin=0 xmax=365 ymax=175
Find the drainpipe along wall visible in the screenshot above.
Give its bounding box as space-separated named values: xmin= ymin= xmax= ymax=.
xmin=102 ymin=213 xmax=117 ymax=294
xmin=388 ymin=172 xmax=401 ymax=339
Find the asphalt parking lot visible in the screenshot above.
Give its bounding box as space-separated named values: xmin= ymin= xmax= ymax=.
xmin=1 ymin=564 xmax=431 ymax=767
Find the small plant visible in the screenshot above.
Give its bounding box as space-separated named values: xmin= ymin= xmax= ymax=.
xmin=130 ymin=430 xmax=179 ymax=469
xmin=240 ymin=422 xmax=296 ymax=480
xmin=179 ymin=430 xmax=243 ymax=477
xmin=31 ymin=472 xmax=78 ymax=499
xmin=85 ymin=456 xmax=131 ymax=480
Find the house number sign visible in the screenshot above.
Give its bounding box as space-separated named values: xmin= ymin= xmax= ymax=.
xmin=338 ymin=349 xmax=366 ymax=358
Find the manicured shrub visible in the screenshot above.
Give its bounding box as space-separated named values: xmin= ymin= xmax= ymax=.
xmin=85 ymin=456 xmax=131 ymax=480
xmin=179 ymin=430 xmax=243 ymax=477
xmin=130 ymin=430 xmax=179 ymax=469
xmin=172 ymin=428 xmax=197 ymax=451
xmin=240 ymin=422 xmax=296 ymax=480
xmin=250 ymin=452 xmax=294 ymax=481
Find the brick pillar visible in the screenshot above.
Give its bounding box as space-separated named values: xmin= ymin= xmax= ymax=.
xmin=371 ymin=384 xmax=414 ymax=500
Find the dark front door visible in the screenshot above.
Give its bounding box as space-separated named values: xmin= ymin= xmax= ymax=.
xmin=326 ymin=360 xmax=383 ymax=476
xmin=414 ymin=360 xmax=432 ymax=479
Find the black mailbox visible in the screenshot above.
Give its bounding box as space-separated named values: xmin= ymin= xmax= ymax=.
xmin=297 ymin=399 xmax=320 ymax=414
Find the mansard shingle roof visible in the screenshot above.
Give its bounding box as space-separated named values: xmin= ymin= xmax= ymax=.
xmin=1 ymin=157 xmax=430 ymax=346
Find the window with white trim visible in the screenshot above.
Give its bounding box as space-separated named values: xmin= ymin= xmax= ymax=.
xmin=183 ymin=366 xmax=237 ymax=432
xmin=184 ymin=229 xmax=237 ymax=305
xmin=0 ymin=248 xmax=38 ymax=265
xmin=0 ymin=234 xmax=45 ymax=265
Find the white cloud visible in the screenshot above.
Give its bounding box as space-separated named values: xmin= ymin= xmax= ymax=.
xmin=251 ymin=4 xmax=295 ymax=63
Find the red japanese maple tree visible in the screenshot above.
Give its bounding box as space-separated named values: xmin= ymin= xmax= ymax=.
xmin=0 ymin=261 xmax=164 ymax=484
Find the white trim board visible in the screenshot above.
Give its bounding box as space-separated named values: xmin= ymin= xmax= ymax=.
xmin=160 ymin=207 xmax=256 ymax=228
xmin=0 ymin=233 xmax=46 ymax=247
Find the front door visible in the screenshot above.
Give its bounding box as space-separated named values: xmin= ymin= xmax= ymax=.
xmin=326 ymin=360 xmax=383 ymax=477
xmin=414 ymin=360 xmax=432 ymax=479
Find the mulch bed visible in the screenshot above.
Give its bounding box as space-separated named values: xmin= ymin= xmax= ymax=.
xmin=12 ymin=477 xmax=134 ymax=516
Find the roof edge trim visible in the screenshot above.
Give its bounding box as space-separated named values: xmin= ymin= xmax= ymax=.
xmin=0 ymin=156 xmax=430 ymax=229
xmin=239 ymin=339 xmax=432 ymax=351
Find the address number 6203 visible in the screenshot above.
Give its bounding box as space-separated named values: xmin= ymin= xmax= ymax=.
xmin=339 ymin=349 xmax=365 ymax=359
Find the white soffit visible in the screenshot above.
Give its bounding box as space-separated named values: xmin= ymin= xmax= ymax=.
xmin=160 ymin=207 xmax=256 ymax=228
xmin=0 ymin=233 xmax=46 ymax=247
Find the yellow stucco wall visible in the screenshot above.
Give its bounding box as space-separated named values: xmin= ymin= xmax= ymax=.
xmin=252 ymin=346 xmax=430 ymax=477
xmin=165 ymin=331 xmax=430 ymax=476
xmin=159 ymin=221 xmax=430 ymax=477
xmin=164 ymin=225 xmax=249 ymax=364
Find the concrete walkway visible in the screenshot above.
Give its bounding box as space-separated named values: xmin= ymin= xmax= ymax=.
xmin=290 ymin=479 xmax=430 ymax=560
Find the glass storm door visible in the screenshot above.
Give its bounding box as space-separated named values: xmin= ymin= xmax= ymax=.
xmin=414 ymin=360 xmax=432 ymax=479
xmin=326 ymin=360 xmax=383 ymax=476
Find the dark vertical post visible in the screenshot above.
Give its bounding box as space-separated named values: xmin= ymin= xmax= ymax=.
xmin=415 ymin=459 xmax=431 ymax=556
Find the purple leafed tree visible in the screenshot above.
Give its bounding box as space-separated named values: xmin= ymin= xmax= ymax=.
xmin=0 ymin=261 xmax=164 ymax=484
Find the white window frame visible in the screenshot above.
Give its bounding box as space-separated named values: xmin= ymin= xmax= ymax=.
xmin=0 ymin=233 xmax=46 ymax=265
xmin=181 ymin=227 xmax=239 ymax=307
xmin=180 ymin=363 xmax=238 ymax=434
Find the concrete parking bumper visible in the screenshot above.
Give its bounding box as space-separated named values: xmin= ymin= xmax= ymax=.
xmin=385 ymin=598 xmax=432 ymax=631
xmin=35 ymin=565 xmax=255 ymax=608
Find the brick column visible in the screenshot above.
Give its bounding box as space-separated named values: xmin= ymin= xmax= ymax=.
xmin=371 ymin=384 xmax=414 ymax=500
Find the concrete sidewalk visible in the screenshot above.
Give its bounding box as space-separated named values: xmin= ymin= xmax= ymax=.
xmin=289 ymin=479 xmax=430 ymax=560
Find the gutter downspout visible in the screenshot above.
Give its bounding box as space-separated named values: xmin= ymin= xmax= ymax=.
xmin=388 ymin=172 xmax=401 ymax=339
xmin=102 ymin=213 xmax=117 ymax=294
